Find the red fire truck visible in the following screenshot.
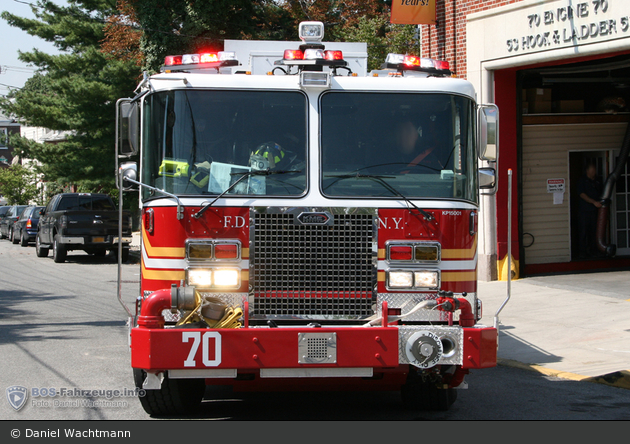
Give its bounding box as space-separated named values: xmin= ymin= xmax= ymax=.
xmin=115 ymin=21 xmax=500 ymax=416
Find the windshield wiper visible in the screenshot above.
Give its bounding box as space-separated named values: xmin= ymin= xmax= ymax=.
xmin=193 ymin=168 xmax=301 ymax=219
xmin=326 ymin=173 xmax=435 ymax=221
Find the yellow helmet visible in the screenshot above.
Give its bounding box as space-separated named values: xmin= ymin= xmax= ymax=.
xmin=254 ymin=142 xmax=285 ymax=168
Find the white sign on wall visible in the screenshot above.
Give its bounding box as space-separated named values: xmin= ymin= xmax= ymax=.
xmin=468 ymin=0 xmax=630 ymax=66
xmin=505 ymin=0 xmax=628 ymax=55
xmin=547 ymin=178 xmax=566 ymax=204
xmin=547 ymin=178 xmax=565 ymax=192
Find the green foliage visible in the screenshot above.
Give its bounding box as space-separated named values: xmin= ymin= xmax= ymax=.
xmin=0 ymin=0 xmax=141 ymax=193
xmin=134 ymin=0 xmax=295 ymax=72
xmin=0 ymin=164 xmax=40 ymax=205
xmin=339 ymin=16 xmax=417 ymax=72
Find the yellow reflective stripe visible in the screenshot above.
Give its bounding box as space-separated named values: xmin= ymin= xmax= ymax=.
xmin=441 ymin=235 xmax=477 ymax=260
xmin=441 ymin=271 xmax=477 ymax=282
xmin=142 ymin=226 xmax=185 ymax=258
xmin=141 ymin=262 xmax=186 ymax=281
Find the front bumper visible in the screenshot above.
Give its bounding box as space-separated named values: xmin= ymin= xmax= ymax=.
xmin=59 ymin=235 xmax=132 ymax=246
xmin=130 ymin=324 xmax=497 ymax=377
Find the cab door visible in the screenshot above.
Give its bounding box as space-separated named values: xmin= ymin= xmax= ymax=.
xmin=39 ymin=196 xmax=58 ymax=244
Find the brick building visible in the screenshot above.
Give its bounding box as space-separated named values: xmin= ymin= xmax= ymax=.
xmin=420 ymin=0 xmax=630 ymax=280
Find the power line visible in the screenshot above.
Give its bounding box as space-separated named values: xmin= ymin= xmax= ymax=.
xmin=1 ymin=65 xmax=37 ymax=74
xmin=0 ymin=82 xmax=22 ymax=89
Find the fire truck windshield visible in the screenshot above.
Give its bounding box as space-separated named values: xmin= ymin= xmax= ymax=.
xmin=141 ymin=89 xmax=307 ymax=199
xmin=320 ymin=92 xmax=478 ymax=203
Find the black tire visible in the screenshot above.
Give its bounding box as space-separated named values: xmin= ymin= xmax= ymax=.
xmin=401 ymin=370 xmax=458 ymax=411
xmin=53 ymin=234 xmax=67 ymax=263
xmin=36 ymin=234 xmax=49 ymax=257
xmin=110 ymin=247 xmax=130 ymax=263
xmin=11 ymin=228 xmax=19 ymax=244
xmin=121 ymin=247 xmax=130 ymax=263
xmin=20 ymin=230 xmax=28 ymax=247
xmin=133 ymin=369 xmax=205 ymax=416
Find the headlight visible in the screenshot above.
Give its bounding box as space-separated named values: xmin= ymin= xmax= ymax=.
xmin=186 ymin=268 xmax=240 ymax=289
xmin=187 ymin=269 xmax=212 ymax=287
xmin=414 ymin=270 xmax=440 ymax=289
xmin=213 ymin=269 xmax=239 ymax=287
xmin=387 ymin=270 xmax=440 ymax=290
xmin=388 ymin=271 xmax=414 ymax=289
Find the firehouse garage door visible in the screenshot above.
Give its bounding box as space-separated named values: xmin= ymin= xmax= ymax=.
xmin=521 ymin=122 xmax=629 ymax=265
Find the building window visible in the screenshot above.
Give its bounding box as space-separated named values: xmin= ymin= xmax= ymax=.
xmin=0 ymin=128 xmax=7 ymax=148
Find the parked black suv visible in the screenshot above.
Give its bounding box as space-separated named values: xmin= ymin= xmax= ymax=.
xmin=36 ymin=193 xmax=132 ymax=263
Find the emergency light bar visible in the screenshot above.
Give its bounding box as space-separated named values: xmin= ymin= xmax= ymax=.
xmin=161 ymin=51 xmax=239 ymax=72
xmin=282 ymin=49 xmax=344 ymax=62
xmin=383 ymin=53 xmax=452 ymax=77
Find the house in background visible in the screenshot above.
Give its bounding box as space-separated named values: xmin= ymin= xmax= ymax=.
xmin=0 ymin=112 xmax=20 ymax=169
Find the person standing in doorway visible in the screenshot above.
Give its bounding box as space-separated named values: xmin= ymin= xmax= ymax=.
xmin=577 ymin=162 xmax=603 ymax=258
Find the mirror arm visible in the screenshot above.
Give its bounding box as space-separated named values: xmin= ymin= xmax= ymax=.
xmin=122 ymin=176 xmax=184 ymax=220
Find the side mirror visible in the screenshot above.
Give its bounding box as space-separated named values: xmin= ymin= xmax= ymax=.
xmin=479 ymin=167 xmax=496 ymax=189
xmin=478 ymin=104 xmax=499 ymax=162
xmin=116 ymin=99 xmax=139 ymax=158
xmin=119 ymin=162 xmax=139 ymax=191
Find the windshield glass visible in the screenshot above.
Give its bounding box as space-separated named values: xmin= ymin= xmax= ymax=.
xmin=320 ymin=92 xmax=477 ymax=203
xmin=142 ymin=90 xmax=307 ymax=199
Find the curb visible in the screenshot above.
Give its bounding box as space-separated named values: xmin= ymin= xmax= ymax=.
xmin=497 ymin=359 xmax=630 ymax=390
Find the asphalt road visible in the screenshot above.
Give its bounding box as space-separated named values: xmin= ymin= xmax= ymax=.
xmin=1 ymin=238 xmax=629 ymax=423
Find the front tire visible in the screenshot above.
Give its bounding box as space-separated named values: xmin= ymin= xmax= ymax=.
xmin=133 ymin=369 xmax=205 ymax=416
xmin=53 ymin=235 xmax=67 ymax=263
xmin=401 ymin=369 xmax=458 ymax=411
xmin=36 ymin=234 xmax=49 ymax=257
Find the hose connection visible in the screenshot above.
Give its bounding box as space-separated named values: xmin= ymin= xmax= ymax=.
xmin=436 ymin=290 xmax=475 ymax=327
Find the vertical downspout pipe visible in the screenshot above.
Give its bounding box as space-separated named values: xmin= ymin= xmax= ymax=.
xmin=597 ymin=122 xmax=630 ymax=257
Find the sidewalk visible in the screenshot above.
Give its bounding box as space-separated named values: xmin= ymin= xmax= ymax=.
xmin=478 ymin=270 xmax=630 ymax=389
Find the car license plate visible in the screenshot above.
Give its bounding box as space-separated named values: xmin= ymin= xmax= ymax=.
xmin=92 ymin=236 xmax=105 ymax=243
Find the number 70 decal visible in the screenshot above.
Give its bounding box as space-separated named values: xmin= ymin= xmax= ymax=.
xmin=183 ymin=331 xmax=222 ymax=367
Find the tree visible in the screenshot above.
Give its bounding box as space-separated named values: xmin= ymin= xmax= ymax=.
xmin=0 ymin=0 xmax=141 ymax=193
xmin=0 ymin=164 xmax=40 ymax=205
xmin=104 ymin=0 xmax=296 ymax=73
xmin=103 ymin=0 xmax=414 ymax=75
xmin=339 ymin=15 xmax=417 ymax=71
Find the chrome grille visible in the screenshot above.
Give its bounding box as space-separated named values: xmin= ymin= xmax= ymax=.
xmin=250 ymin=208 xmax=377 ymax=319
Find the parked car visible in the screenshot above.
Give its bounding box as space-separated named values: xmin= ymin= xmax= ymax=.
xmin=13 ymin=205 xmax=45 ymax=246
xmin=36 ymin=193 xmax=132 ymax=263
xmin=0 ymin=205 xmax=28 ymax=240
xmin=0 ymin=206 xmax=10 ymax=226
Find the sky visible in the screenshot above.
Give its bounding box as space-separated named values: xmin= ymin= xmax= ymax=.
xmin=0 ymin=0 xmax=66 ymax=97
